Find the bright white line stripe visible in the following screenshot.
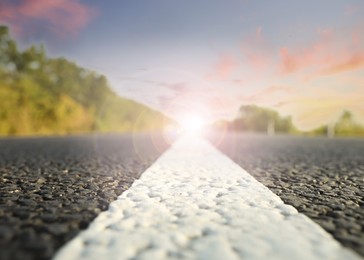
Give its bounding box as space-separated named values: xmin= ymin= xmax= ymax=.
xmin=54 ymin=135 xmax=361 ymax=260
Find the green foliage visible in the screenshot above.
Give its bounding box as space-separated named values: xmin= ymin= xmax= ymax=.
xmin=310 ymin=111 xmax=364 ymax=137
xmin=231 ymin=105 xmax=296 ymax=133
xmin=309 ymin=125 xmax=328 ymax=136
xmin=0 ymin=26 xmax=171 ymax=136
xmin=335 ymin=111 xmax=364 ymax=136
xmin=223 ymin=105 xmax=364 ymax=137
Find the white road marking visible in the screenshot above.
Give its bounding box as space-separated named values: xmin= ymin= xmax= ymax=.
xmin=54 ymin=135 xmax=361 ymax=260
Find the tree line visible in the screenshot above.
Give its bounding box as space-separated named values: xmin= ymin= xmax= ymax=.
xmin=213 ymin=105 xmax=364 ymax=137
xmin=0 ymin=26 xmax=170 ymax=136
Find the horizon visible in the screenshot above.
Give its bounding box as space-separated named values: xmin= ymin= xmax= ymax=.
xmin=1 ymin=0 xmax=363 ymax=131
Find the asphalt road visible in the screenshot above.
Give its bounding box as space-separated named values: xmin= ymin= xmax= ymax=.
xmin=1 ymin=133 xmax=363 ymax=259
xmin=0 ymin=133 xmax=170 ymax=260
xmin=210 ymin=132 xmax=364 ymax=256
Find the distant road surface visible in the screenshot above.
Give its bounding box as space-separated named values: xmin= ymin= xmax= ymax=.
xmin=0 ymin=133 xmax=363 ymax=259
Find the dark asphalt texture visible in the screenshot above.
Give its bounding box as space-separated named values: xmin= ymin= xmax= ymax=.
xmin=1 ymin=133 xmax=363 ymax=259
xmin=210 ymin=133 xmax=364 ymax=257
xmin=0 ymin=133 xmax=170 ymax=260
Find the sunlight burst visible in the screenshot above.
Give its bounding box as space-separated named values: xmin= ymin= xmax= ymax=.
xmin=180 ymin=115 xmax=206 ymax=134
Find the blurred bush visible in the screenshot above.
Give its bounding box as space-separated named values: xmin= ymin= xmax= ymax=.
xmin=213 ymin=105 xmax=364 ymax=137
xmin=0 ymin=26 xmax=171 ymax=136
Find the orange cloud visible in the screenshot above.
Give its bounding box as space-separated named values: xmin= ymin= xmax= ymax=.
xmin=207 ymin=54 xmax=237 ymax=80
xmin=0 ymin=0 xmax=96 ymax=37
xmin=278 ymin=26 xmax=364 ymax=78
xmin=318 ymin=53 xmax=364 ymax=76
xmin=206 ymin=24 xmax=364 ymax=129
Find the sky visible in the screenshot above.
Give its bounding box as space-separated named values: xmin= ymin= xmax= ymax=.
xmin=1 ymin=0 xmax=364 ymax=130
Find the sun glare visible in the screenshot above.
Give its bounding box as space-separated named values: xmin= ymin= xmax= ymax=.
xmin=180 ymin=116 xmax=206 ymax=134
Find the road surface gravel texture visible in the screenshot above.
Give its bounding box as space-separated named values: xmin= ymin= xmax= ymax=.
xmin=0 ymin=133 xmax=169 ymax=260
xmin=211 ymin=133 xmax=364 ymax=257
xmin=54 ymin=135 xmax=359 ymax=260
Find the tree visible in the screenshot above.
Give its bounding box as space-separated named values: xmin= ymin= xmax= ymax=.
xmin=0 ymin=26 xmax=172 ymax=136
xmin=335 ymin=111 xmax=364 ymax=136
xmin=232 ymin=105 xmax=295 ymax=134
